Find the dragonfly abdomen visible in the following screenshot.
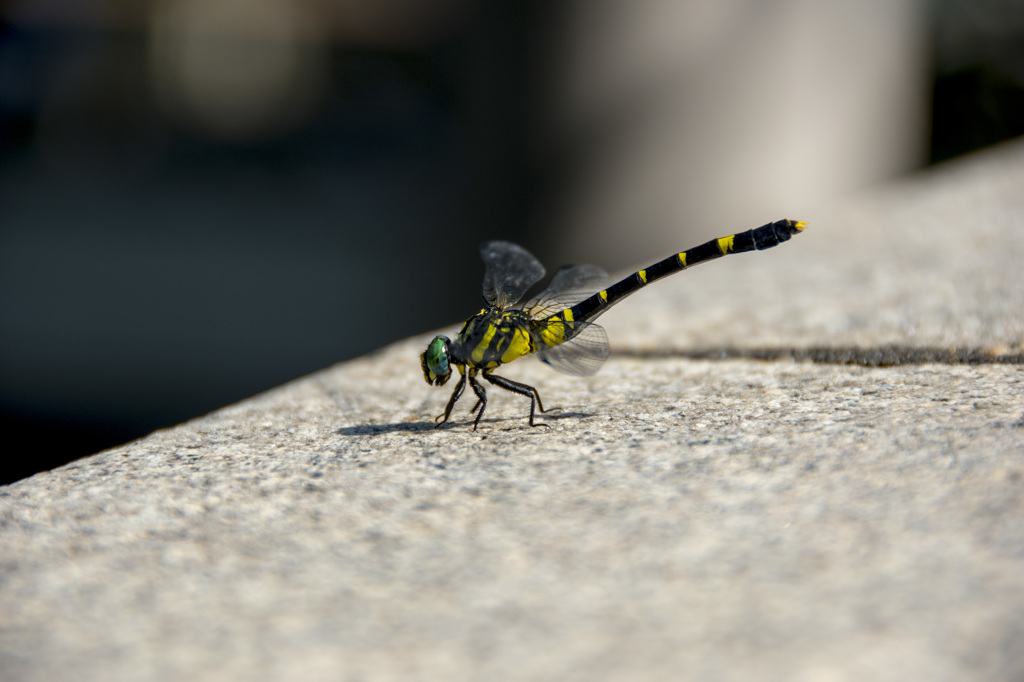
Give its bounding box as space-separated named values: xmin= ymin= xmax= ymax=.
xmin=552 ymin=219 xmax=806 ymax=326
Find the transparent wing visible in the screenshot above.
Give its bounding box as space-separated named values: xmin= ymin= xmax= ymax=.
xmin=536 ymin=320 xmax=610 ymax=377
xmin=480 ymin=241 xmax=546 ymax=309
xmin=522 ymin=263 xmax=609 ymax=319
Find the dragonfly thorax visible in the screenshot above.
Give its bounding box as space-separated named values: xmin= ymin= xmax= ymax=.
xmin=450 ymin=307 xmax=536 ymax=370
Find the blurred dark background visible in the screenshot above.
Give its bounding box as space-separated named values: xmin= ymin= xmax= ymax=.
xmin=2 ymin=0 xmax=1023 ymax=484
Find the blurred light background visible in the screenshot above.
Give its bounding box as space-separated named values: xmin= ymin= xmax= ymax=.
xmin=2 ymin=0 xmax=1023 ymax=483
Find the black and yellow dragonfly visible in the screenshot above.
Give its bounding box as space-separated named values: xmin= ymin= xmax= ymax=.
xmin=421 ymin=219 xmax=807 ymax=429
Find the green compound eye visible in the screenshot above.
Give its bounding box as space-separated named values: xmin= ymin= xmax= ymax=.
xmin=421 ymin=335 xmax=451 ymax=386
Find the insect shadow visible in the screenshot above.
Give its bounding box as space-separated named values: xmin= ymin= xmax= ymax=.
xmin=335 ymin=410 xmax=593 ymax=436
xmin=335 ymin=422 xmax=434 ymax=436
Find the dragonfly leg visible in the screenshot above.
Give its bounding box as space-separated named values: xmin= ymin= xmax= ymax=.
xmin=483 ymin=372 xmax=550 ymax=427
xmin=435 ymin=368 xmax=468 ymax=427
xmin=468 ymin=373 xmax=488 ymax=430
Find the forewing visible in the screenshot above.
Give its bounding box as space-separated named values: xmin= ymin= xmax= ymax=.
xmin=480 ymin=241 xmax=546 ymax=308
xmin=522 ymin=264 xmax=609 ymax=319
xmin=537 ymin=320 xmax=609 ymax=377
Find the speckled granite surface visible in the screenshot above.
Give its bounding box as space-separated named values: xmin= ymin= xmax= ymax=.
xmin=3 ymin=141 xmax=1023 ymax=682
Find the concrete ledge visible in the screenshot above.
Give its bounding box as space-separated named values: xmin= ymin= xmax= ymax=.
xmin=2 ymin=141 xmax=1024 ymax=681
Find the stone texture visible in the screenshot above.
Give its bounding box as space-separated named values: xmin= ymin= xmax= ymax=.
xmin=2 ymin=141 xmax=1023 ymax=682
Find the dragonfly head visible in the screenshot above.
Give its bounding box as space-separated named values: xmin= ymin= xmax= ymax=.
xmin=421 ymin=335 xmax=452 ymax=386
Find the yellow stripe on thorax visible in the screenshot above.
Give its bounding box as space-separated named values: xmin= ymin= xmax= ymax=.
xmin=470 ymin=324 xmax=498 ymax=364
xmin=499 ymin=327 xmax=534 ymax=363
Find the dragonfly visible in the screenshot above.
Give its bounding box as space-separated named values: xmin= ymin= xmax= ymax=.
xmin=421 ymin=219 xmax=807 ymax=429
